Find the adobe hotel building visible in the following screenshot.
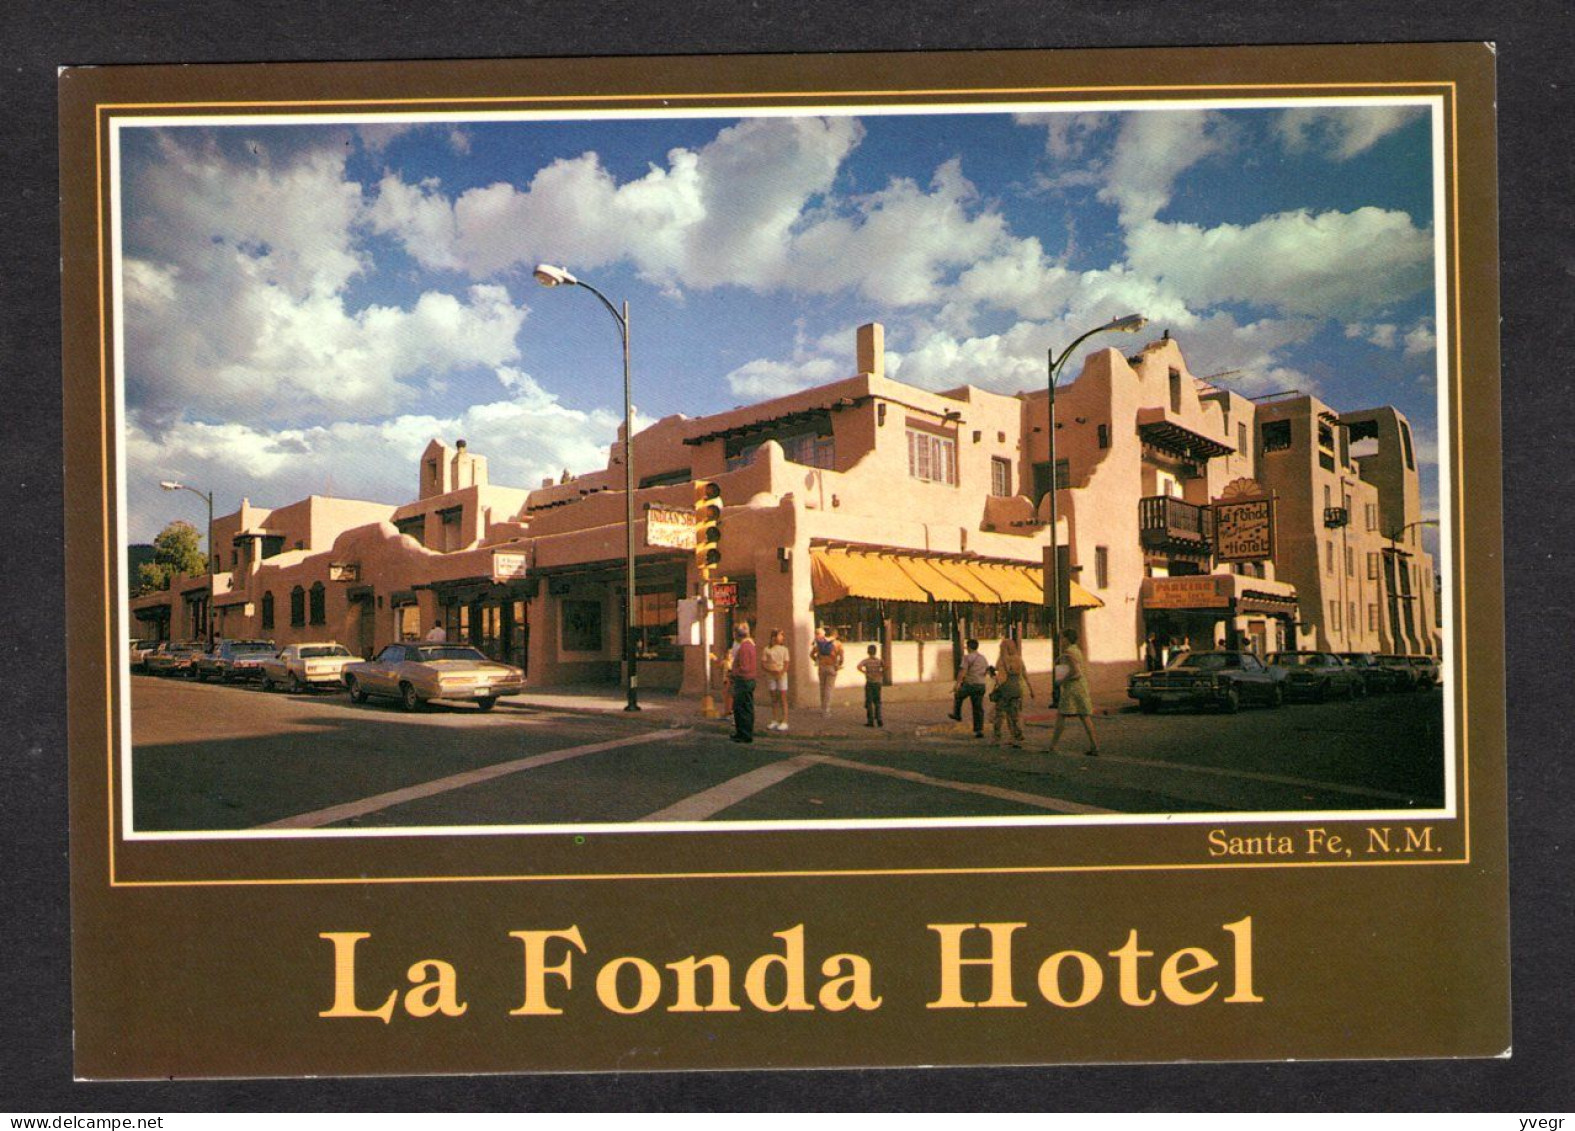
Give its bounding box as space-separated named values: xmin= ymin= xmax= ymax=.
xmin=130 ymin=324 xmax=1441 ymax=703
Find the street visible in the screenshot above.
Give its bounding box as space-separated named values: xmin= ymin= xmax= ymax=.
xmin=129 ymin=675 xmax=1447 ymax=832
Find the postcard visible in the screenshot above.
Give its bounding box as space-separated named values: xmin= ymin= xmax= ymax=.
xmin=61 ymin=43 xmax=1506 ymax=1076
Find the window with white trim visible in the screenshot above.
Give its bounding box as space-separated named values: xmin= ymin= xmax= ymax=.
xmin=907 ymin=429 xmax=958 ymax=486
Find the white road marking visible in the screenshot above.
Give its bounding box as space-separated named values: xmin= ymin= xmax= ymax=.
xmin=1067 ymin=752 xmax=1427 ymax=804
xmin=259 ymin=729 xmax=691 ymax=829
xmin=639 ymin=752 xmax=1112 ymax=822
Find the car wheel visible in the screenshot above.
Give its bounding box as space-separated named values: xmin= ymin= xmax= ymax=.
xmin=291 ymin=672 xmax=307 ymax=694
xmin=400 ymin=682 xmax=422 ymax=712
xmin=261 ymin=674 xmax=275 ymax=692
xmin=222 ymin=670 xmax=235 ymax=684
xmin=1139 ymin=699 xmax=1159 ymax=714
xmin=476 ymin=696 xmax=497 ymax=712
xmin=197 ymin=668 xmax=210 ymax=682
xmin=346 ymin=676 xmax=368 ymax=705
xmin=1221 ymin=686 xmax=1241 ymax=714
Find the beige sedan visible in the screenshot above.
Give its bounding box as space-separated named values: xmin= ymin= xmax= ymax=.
xmin=260 ymin=642 xmax=358 ymax=693
xmin=342 ymin=642 xmax=525 ymax=712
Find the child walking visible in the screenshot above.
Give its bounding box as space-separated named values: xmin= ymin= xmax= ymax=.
xmin=856 ymin=645 xmax=885 ymax=728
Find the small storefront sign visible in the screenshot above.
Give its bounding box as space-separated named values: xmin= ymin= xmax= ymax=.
xmin=491 ymin=550 xmax=530 ymax=582
xmin=1144 ymin=575 xmax=1230 ymax=609
xmin=710 ymin=582 xmax=739 ymax=609
xmin=646 ymin=505 xmax=698 ymax=550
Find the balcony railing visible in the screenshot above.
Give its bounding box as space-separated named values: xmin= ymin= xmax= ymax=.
xmin=1139 ymin=495 xmax=1214 ymax=552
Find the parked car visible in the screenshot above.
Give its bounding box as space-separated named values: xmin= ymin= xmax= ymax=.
xmin=1268 ymin=651 xmax=1365 ymax=701
xmin=1127 ymin=650 xmax=1284 ymax=714
xmin=1338 ymin=652 xmax=1405 ymax=694
xmin=1376 ymin=654 xmax=1421 ymax=691
xmin=1406 ymin=655 xmax=1441 ymax=687
xmin=143 ymin=641 xmax=204 ymax=676
xmin=194 ymin=639 xmax=278 ymax=683
xmin=260 ymin=642 xmax=358 ymax=693
xmin=128 ymin=639 xmax=159 ymax=671
xmin=343 ymin=643 xmax=525 ymax=712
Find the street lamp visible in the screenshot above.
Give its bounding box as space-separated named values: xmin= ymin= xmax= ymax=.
xmin=159 ymin=479 xmax=215 ymax=644
xmin=1043 ymin=314 xmax=1148 ymax=650
xmin=533 ymin=263 xmax=641 ymax=711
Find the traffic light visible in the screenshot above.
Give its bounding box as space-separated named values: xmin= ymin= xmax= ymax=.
xmin=694 ymin=479 xmax=722 ymax=577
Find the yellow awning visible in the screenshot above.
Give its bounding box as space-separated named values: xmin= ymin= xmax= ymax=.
xmin=974 ymin=562 xmax=1044 ymax=604
xmin=810 ymin=548 xmax=931 ymax=605
xmin=1069 ymin=579 xmax=1105 ymax=609
xmin=893 ymin=556 xmax=977 ymax=603
xmin=926 ymin=558 xmax=1006 ymax=603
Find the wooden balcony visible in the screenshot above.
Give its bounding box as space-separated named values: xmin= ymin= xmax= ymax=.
xmin=1139 ymin=495 xmax=1214 ymax=553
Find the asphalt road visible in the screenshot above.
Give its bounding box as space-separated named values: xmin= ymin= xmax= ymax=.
xmin=129 ymin=674 xmax=1447 ymax=831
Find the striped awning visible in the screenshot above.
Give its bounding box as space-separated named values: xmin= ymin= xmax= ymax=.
xmin=810 ymin=548 xmax=932 ymax=604
xmin=811 ymin=548 xmax=1105 ymax=609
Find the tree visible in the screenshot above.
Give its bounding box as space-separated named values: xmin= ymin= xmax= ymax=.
xmin=136 ymin=520 xmax=207 ymax=594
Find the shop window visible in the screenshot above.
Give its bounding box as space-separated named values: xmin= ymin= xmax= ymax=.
xmin=631 ymin=591 xmax=681 ymax=661
xmin=907 ymin=429 xmax=958 ymax=485
xmin=261 ymin=591 xmax=274 ymax=630
xmin=814 ymin=598 xmax=884 ymax=645
xmin=990 ymin=457 xmax=1013 ymax=497
xmin=1095 ymin=546 xmax=1109 ymax=590
xmin=1261 ymin=420 xmax=1291 ymax=453
xmin=289 ymin=586 xmax=305 ymax=627
xmin=396 ymin=604 xmax=420 ymax=641
xmin=309 ymin=582 xmax=326 ymax=626
xmin=561 ymin=599 xmax=604 ymax=653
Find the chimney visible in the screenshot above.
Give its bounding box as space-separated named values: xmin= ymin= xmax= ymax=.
xmin=857 ymin=322 xmax=885 ymax=379
xmin=455 ymin=439 xmax=467 ymax=451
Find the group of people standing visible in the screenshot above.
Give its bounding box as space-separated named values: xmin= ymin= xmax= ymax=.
xmin=724 ymin=622 xmax=1097 ymax=756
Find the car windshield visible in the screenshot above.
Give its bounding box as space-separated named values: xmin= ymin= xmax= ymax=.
xmin=1271 ymin=653 xmax=1322 ymax=667
xmin=168 ymin=644 xmax=200 ymax=654
xmin=1171 ymin=654 xmax=1234 ymax=671
xmin=301 ymin=645 xmax=351 ymax=658
xmin=414 ymin=646 xmax=488 ymax=663
xmin=232 ymin=642 xmax=276 ymax=654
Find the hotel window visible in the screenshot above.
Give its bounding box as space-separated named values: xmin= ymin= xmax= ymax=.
xmin=1097 ymin=424 xmax=1110 ymax=449
xmin=1329 ymin=600 xmax=1342 ymax=633
xmin=1237 ymin=422 xmax=1247 ymax=455
xmin=907 ymin=429 xmax=958 ymax=485
xmin=1095 ymin=546 xmax=1109 ymax=589
xmin=1261 ymin=420 xmax=1291 ymax=453
xmin=261 ymin=591 xmax=275 ymax=630
xmin=1169 ymin=369 xmax=1182 ymax=413
xmin=1368 ymin=604 xmax=1379 ymax=632
xmin=309 ymin=582 xmax=326 ymax=626
xmin=727 ymin=417 xmax=836 ymax=472
xmin=1350 ymin=602 xmax=1358 ymax=632
xmin=1324 ymin=484 xmax=1331 ymax=509
xmin=1326 ymin=542 xmax=1335 ymax=574
xmin=1345 ymin=546 xmax=1355 ymax=576
xmin=990 ymin=457 xmax=1013 ymax=496
xmin=1368 ymin=551 xmax=1380 ymax=581
xmin=1366 ymin=503 xmax=1378 ymax=531
xmin=1399 ymin=419 xmax=1416 ymax=470
xmin=289 ymin=585 xmax=305 ymax=627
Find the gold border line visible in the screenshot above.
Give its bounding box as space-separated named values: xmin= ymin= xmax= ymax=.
xmin=96 ymin=80 xmax=1472 ymax=889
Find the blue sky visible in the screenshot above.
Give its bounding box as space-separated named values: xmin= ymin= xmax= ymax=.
xmin=118 ymin=103 xmax=1440 ymax=543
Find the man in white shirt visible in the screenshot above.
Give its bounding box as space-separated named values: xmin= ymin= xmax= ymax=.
xmin=424 ymin=620 xmax=448 ymax=643
xmin=949 ymin=637 xmax=990 ymax=737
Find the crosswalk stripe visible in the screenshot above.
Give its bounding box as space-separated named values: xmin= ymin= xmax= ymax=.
xmin=1069 ymin=751 xmax=1428 ymax=804
xmin=810 ymin=754 xmax=1113 ymax=815
xmin=258 ymin=729 xmax=691 ymax=829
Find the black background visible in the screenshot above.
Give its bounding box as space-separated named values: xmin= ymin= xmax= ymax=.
xmin=3 ymin=0 xmax=1570 ymax=1111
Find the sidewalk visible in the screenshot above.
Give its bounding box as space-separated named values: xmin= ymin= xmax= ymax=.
xmin=502 ymin=682 xmax=1130 ymax=740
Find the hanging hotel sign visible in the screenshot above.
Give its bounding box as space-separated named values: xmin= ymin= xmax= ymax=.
xmin=1143 ymin=574 xmax=1231 ymax=609
xmin=1213 ymin=478 xmax=1275 ymax=562
xmin=327 ymin=561 xmax=359 ymax=583
xmin=490 ymin=550 xmax=530 ymax=583
xmin=645 ymin=504 xmax=698 ymax=550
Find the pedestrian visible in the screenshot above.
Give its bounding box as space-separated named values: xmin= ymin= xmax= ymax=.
xmin=1143 ymin=632 xmax=1164 ymax=672
xmin=761 ymin=628 xmax=791 ymax=731
xmin=424 ymin=619 xmax=447 ymax=643
xmin=949 ymin=637 xmax=990 ymax=737
xmin=729 ymin=623 xmax=758 ymax=744
xmin=990 ymin=637 xmax=1036 ymax=748
xmin=1048 ymin=627 xmax=1099 ymax=756
xmin=812 ymin=625 xmax=844 ymax=717
xmin=857 ymin=645 xmax=885 ymax=727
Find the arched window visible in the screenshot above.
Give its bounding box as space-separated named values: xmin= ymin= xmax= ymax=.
xmin=309 ymin=582 xmax=326 ymax=626
xmin=261 ymin=591 xmax=275 ymax=630
xmin=290 ymin=586 xmax=305 ymax=627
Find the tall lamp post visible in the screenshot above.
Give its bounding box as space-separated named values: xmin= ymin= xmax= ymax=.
xmin=533 ymin=263 xmax=641 ymax=711
xmin=1043 ymin=315 xmax=1148 ymax=650
xmin=159 ymin=479 xmax=215 ymax=644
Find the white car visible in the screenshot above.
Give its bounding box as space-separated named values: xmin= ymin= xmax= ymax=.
xmin=260 ymin=642 xmax=358 ymax=693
